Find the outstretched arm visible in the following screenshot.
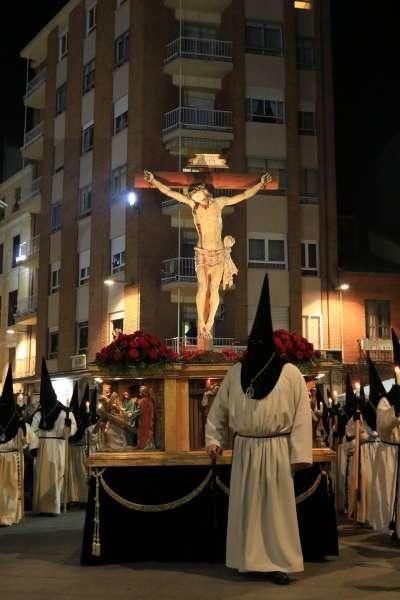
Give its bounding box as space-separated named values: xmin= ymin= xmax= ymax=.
xmin=144 ymin=171 xmax=194 ymax=208
xmin=217 ymin=171 xmax=272 ymax=207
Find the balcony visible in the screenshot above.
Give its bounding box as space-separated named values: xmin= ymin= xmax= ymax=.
xmin=15 ymin=357 xmax=36 ymax=379
xmin=21 ymin=122 xmax=44 ymax=160
xmin=14 ymin=295 xmax=38 ymax=326
xmin=164 ymin=37 xmax=232 ymax=87
xmin=162 ymin=107 xmax=233 ymax=156
xmin=21 ymin=177 xmax=41 ymax=213
xmin=161 ymin=257 xmax=196 ymax=291
xmin=359 ymin=338 xmax=393 ymax=363
xmin=165 ymin=336 xmax=244 ymax=353
xmin=24 ymin=69 xmax=46 ymax=109
xmin=15 ymin=236 xmax=40 ymax=266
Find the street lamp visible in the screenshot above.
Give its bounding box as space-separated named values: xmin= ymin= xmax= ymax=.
xmin=335 ymin=283 xmax=350 ymax=362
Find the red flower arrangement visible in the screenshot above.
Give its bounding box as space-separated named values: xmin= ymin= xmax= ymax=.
xmin=273 ymin=329 xmax=321 ymax=368
xmin=177 ymin=348 xmax=242 ymax=364
xmin=95 ymin=331 xmax=177 ymax=370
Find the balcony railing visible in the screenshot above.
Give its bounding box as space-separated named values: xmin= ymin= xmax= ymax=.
xmin=24 ymin=122 xmax=44 ymax=147
xmin=165 ymin=37 xmax=232 ymax=62
xmin=15 ymin=357 xmax=36 ymax=378
xmin=163 ymin=107 xmax=233 ymax=133
xmin=165 ymin=336 xmax=244 ymax=353
xmin=359 ymin=338 xmax=393 ymax=362
xmin=15 ymin=236 xmax=40 ymax=263
xmin=161 ymin=257 xmax=196 ymax=284
xmin=25 ymin=68 xmax=46 ymax=98
xmin=15 ymin=295 xmax=38 ymax=319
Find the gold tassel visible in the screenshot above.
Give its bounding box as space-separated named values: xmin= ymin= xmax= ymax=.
xmin=91 ymin=470 xmax=101 ymax=556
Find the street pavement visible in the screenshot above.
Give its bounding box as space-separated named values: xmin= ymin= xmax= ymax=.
xmin=0 ymin=511 xmax=399 ymax=600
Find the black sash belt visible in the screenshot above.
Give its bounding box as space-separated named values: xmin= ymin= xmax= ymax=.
xmin=236 ymin=432 xmax=291 ymax=439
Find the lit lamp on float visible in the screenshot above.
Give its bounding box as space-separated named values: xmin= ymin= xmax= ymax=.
xmin=395 ymin=366 xmax=400 ymax=385
xmin=354 ymin=381 xmax=361 ymax=397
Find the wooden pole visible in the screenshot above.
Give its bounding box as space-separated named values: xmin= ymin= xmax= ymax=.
xmin=63 ymin=408 xmax=71 ymax=514
xmin=352 ymin=408 xmax=361 ymax=524
xmin=18 ymin=428 xmax=25 ymax=523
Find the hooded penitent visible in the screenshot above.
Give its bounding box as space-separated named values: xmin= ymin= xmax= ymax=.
xmin=69 ymin=384 xmax=91 ymax=444
xmin=240 ymin=274 xmax=285 ymax=400
xmin=316 ymin=383 xmax=329 ymax=436
xmin=367 ymin=357 xmax=387 ymax=408
xmin=344 ymin=372 xmax=356 ymax=418
xmin=360 ymin=384 xmax=377 ymax=431
xmin=39 ymin=357 xmax=64 ymax=431
xmin=0 ymin=365 xmax=23 ymax=443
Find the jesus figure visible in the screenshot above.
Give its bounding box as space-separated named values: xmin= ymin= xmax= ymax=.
xmin=144 ymin=169 xmax=271 ymax=343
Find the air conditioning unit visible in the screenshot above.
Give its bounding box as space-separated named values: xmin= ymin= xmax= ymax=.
xmin=71 ymin=354 xmax=87 ymax=370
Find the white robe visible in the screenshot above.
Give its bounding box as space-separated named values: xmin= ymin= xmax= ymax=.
xmin=369 ymin=397 xmax=400 ymax=536
xmin=68 ymin=441 xmax=88 ymax=503
xmin=32 ymin=410 xmax=77 ymax=514
xmin=0 ymin=424 xmax=38 ymax=525
xmin=344 ymin=416 xmax=378 ymax=523
xmin=206 ymin=362 xmax=312 ymax=573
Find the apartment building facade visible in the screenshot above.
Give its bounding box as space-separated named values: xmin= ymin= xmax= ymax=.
xmin=12 ymin=0 xmax=339 ymax=391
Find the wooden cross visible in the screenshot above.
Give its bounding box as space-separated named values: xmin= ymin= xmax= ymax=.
xmin=133 ymin=171 xmax=279 ymax=190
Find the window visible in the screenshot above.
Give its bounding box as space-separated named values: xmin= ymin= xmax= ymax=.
xmin=50 ymin=203 xmax=62 ymax=232
xmin=0 ymin=243 xmax=3 ymax=274
xmin=8 ymin=290 xmax=18 ymax=326
xmin=53 ymin=141 xmax=64 ymax=173
xmin=297 ymin=37 xmax=315 ymax=69
xmin=12 ymin=235 xmax=20 ymax=268
xmin=246 ymin=21 xmax=283 ymax=56
xmin=82 ymin=59 xmax=95 ymax=94
xmin=13 ymin=187 xmax=21 ymax=212
xmin=110 ymin=314 xmax=124 ymax=341
xmin=59 ymin=27 xmax=68 ymax=60
xmin=113 ymin=95 xmax=128 ymax=134
xmin=365 ymin=300 xmax=391 ymax=339
xmin=111 ymin=235 xmax=126 ymax=274
xmin=78 ymin=250 xmax=90 ymax=286
xmin=248 ymin=234 xmax=287 ymax=268
xmin=182 ymin=22 xmax=217 ymax=39
xmin=77 ymin=321 xmax=89 ymax=354
xmin=82 ymin=122 xmax=94 ymax=154
xmin=55 ymin=83 xmax=67 ymax=115
xmin=302 ymin=315 xmax=321 ymax=349
xmin=294 ymin=1 xmax=312 ymax=9
xmin=114 ymin=31 xmax=129 ymax=67
xmin=50 ymin=262 xmax=61 ymax=294
xmin=111 ymin=164 xmax=127 ymax=203
xmin=247 ymin=157 xmax=287 ymax=192
xmin=246 ymin=98 xmax=285 ymax=124
xmin=48 ymin=329 xmax=59 ymax=359
xmin=86 ymin=3 xmax=97 ymax=35
xmin=79 ymin=185 xmax=92 ymax=217
xmin=181 ymin=230 xmax=196 ymax=257
xmin=298 ymin=111 xmax=316 ymax=135
xmin=301 ymin=241 xmax=319 ymax=275
xmin=300 ymin=169 xmax=319 ymax=203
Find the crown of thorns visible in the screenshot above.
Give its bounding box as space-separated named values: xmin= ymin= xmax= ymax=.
xmin=187 ymin=183 xmax=206 ymax=196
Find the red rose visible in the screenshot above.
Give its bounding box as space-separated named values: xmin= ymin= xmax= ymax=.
xmin=147 ymin=349 xmax=159 ymax=361
xmin=314 ymin=350 xmax=321 ymax=359
xmin=295 ymin=351 xmax=304 ymax=361
xmin=113 ymin=350 xmax=123 ymax=362
xmin=128 ymin=348 xmax=139 ymax=360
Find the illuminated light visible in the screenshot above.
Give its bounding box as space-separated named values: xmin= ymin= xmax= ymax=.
xmin=354 ymin=382 xmax=361 ymax=396
xmin=316 ymin=373 xmax=325 ymax=379
xmin=395 ymin=366 xmax=400 ymax=385
xmin=94 ymin=377 xmax=103 ymax=383
xmin=338 ymin=283 xmax=350 ymax=291
xmin=127 ymin=192 xmax=137 ymax=207
xmin=15 ymin=254 xmax=27 ymax=263
xmin=104 ymin=279 xmax=115 ymax=286
xmin=98 ymin=402 xmax=103 ymax=410
xmin=333 ymin=390 xmax=338 ymax=397
xmin=294 ymin=1 xmax=312 ymax=9
xmin=6 ymin=329 xmax=15 ymax=335
xmin=86 ymin=401 xmax=90 ymax=413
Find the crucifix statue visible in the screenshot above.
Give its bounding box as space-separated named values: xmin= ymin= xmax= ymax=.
xmin=142 ymin=168 xmax=272 ymax=349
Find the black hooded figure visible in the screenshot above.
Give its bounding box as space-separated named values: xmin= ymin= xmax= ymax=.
xmin=69 ymin=384 xmax=91 ymax=445
xmin=240 ymin=274 xmax=285 ymax=400
xmin=387 ymin=329 xmax=400 ymax=415
xmin=38 ymin=357 xmax=65 ymax=431
xmin=367 ymin=358 xmax=387 ymax=409
xmin=0 ymin=365 xmax=25 ymax=444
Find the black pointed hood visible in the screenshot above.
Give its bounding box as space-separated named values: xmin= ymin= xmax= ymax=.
xmin=240 ymin=274 xmax=285 ymax=399
xmin=360 ymin=384 xmax=376 ymax=431
xmin=316 ymin=383 xmax=329 ymax=435
xmin=39 ymin=357 xmax=64 ymax=430
xmin=344 ymin=373 xmax=356 ymax=418
xmin=0 ymin=365 xmax=21 ymax=443
xmin=69 ymin=382 xmax=80 ymax=424
xmin=392 ymin=328 xmax=400 ymax=366
xmin=69 ymin=384 xmax=91 ymax=444
xmin=367 ymin=358 xmax=386 ymax=409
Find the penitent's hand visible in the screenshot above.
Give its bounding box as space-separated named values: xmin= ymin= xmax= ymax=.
xmin=260 ymin=170 xmax=272 ymax=186
xmin=207 ymin=444 xmax=222 ymax=459
xmin=144 ymin=170 xmax=155 ymax=184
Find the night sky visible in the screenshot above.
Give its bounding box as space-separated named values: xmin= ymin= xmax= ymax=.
xmin=1 ymin=1 xmax=400 ymax=223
